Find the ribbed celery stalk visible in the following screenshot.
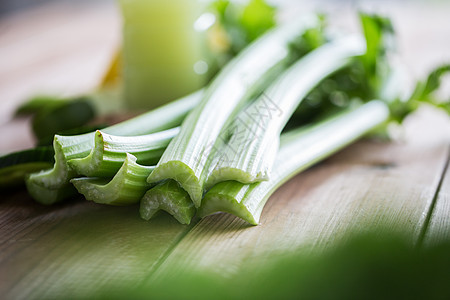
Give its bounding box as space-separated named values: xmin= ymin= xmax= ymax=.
xmin=26 ymin=90 xmax=202 ymax=205
xmin=140 ymin=180 xmax=195 ymax=225
xmin=147 ymin=16 xmax=320 ymax=207
xmin=198 ymin=101 xmax=390 ymax=225
xmin=71 ymin=154 xmax=154 ymax=206
xmin=204 ymin=36 xmax=365 ymax=188
xmin=68 ymin=128 xmax=179 ymax=177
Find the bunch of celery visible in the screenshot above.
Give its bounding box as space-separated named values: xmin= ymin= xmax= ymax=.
xmin=2 ymin=8 xmax=448 ymax=227
xmin=140 ymin=13 xmax=449 ymax=225
xmin=71 ymin=14 xmax=325 ymax=211
xmin=25 ymin=91 xmax=201 ymax=204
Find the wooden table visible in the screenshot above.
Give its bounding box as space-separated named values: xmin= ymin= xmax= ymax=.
xmin=1 ymin=1 xmax=450 ymax=299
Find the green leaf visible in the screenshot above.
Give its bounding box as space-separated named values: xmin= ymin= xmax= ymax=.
xmin=211 ymin=0 xmax=277 ymax=56
xmin=412 ymin=64 xmax=450 ymax=103
xmin=359 ymin=12 xmax=394 ymax=93
xmin=289 ymin=14 xmax=327 ymax=59
xmin=389 ymin=64 xmax=450 ymax=123
xmin=240 ymin=0 xmax=276 ymax=42
xmin=15 ymin=95 xmax=67 ymax=116
xmin=31 ymin=96 xmax=97 ymax=146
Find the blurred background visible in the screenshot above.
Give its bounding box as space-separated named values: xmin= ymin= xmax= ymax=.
xmin=0 ymin=0 xmax=103 ymax=15
xmin=1 ymin=0 xmax=449 ymax=15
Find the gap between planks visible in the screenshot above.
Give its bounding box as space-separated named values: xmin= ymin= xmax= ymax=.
xmin=421 ymin=145 xmax=450 ymax=246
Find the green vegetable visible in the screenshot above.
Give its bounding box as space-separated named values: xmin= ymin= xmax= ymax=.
xmin=15 ymin=95 xmax=77 ymax=116
xmin=212 ymin=0 xmax=277 ymax=57
xmin=359 ymin=13 xmax=394 ymax=93
xmin=204 ymin=36 xmax=365 ymax=188
xmin=147 ymin=16 xmax=321 ymax=208
xmin=199 ymin=101 xmax=390 ymax=224
xmin=390 ymin=64 xmax=450 ymax=123
xmin=69 ymin=128 xmax=179 ymax=177
xmin=0 ymin=146 xmax=54 ymax=190
xmin=26 ymin=90 xmax=202 ymax=205
xmin=25 ymin=180 xmax=77 ymax=204
xmin=285 ymin=13 xmax=394 ymax=129
xmin=140 ymin=180 xmax=196 ymax=225
xmin=71 ymin=154 xmax=154 ymax=206
xmin=14 ymin=9 xmax=449 ymax=231
xmin=31 ymin=97 xmax=96 ymax=146
xmin=0 ymin=146 xmax=54 ymax=168
xmin=15 ymin=94 xmax=115 ymax=146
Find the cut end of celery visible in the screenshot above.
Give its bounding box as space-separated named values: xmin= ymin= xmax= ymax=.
xmin=205 ymin=167 xmax=269 ymax=190
xmin=27 ymin=138 xmax=70 ymax=189
xmin=25 ymin=134 xmax=93 ymax=203
xmin=68 ymin=131 xmax=104 ymax=177
xmin=72 ymin=177 xmax=142 ymax=206
xmin=71 ymin=154 xmax=152 ymax=206
xmin=147 ymin=161 xmax=203 ymax=207
xmin=71 ymin=177 xmax=120 ymax=205
xmin=140 ymin=180 xmax=196 ymax=225
xmin=25 ymin=142 xmax=74 ymax=203
xmin=198 ymin=188 xmax=259 ymax=226
xmin=25 ymin=176 xmax=77 ymax=205
xmin=71 ymin=176 xmax=143 ymax=206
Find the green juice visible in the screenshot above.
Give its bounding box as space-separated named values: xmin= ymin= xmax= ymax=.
xmin=119 ymin=0 xmax=207 ymax=110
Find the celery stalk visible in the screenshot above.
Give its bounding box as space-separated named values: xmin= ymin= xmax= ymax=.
xmin=147 ymin=16 xmax=321 ymax=207
xmin=68 ymin=128 xmax=179 ymax=177
xmin=198 ymin=101 xmax=390 ymax=225
xmin=204 ymin=36 xmax=365 ymax=188
xmin=71 ymin=154 xmax=154 ymax=206
xmin=140 ymin=180 xmax=195 ymax=225
xmin=26 ymin=90 xmax=202 ymax=205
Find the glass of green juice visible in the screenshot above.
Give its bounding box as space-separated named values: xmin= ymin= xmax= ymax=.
xmin=119 ymin=0 xmax=209 ymax=110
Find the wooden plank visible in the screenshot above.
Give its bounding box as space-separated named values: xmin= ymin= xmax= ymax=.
xmin=422 ymin=154 xmax=450 ymax=247
xmin=145 ymin=108 xmax=450 ymax=282
xmin=0 ymin=195 xmax=195 ymax=299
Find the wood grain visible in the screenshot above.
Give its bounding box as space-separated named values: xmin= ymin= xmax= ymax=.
xmin=0 ymin=196 xmax=195 ymax=299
